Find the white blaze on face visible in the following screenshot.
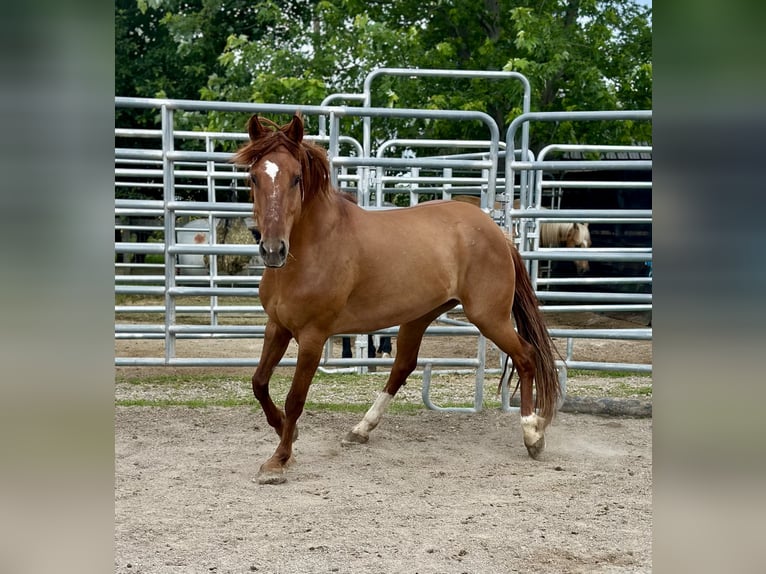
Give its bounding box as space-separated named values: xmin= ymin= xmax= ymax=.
xmin=263 ymin=159 xmax=279 ymax=183
xmin=262 ymin=159 xmax=281 ymax=219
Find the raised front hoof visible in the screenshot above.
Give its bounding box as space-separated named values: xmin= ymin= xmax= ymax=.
xmin=525 ymin=436 xmax=546 ymax=459
xmin=341 ymin=431 xmax=369 ymax=446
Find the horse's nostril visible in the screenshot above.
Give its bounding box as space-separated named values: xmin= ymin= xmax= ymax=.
xmin=279 ymin=241 xmax=287 ymax=258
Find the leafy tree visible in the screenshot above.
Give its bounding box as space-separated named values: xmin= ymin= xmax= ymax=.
xmin=116 ymin=0 xmax=652 ymax=149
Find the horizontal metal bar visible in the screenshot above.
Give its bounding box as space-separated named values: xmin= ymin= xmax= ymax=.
xmin=115 ymin=305 xmax=265 ymax=314
xmin=537 ymin=276 xmax=652 ymax=285
xmin=116 ymin=324 xmax=650 ymax=341
xmin=563 ymin=361 xmax=652 ymax=373
xmin=540 ymin=304 xmax=652 ymax=313
xmin=166 ymin=201 xmax=253 ymax=212
xmin=115 ymin=148 xmax=163 ymax=160
xmin=115 ymin=276 xmax=263 ymax=286
xmin=521 ymin=251 xmax=651 ymax=262
xmin=377 ymin=138 xmax=504 ymax=150
xmin=115 ymin=286 xmax=166 ymax=296
xmin=540 ymin=180 xmax=652 ymax=189
xmin=116 ymin=99 xmax=498 ymax=133
xmin=167 ymin=287 xmax=260 ymax=297
xmin=508 ymin=109 xmax=652 ymax=131
xmin=530 ymin=218 xmax=653 ymax=224
xmin=115 ymin=168 xmax=242 ymax=179
xmin=510 ymin=209 xmax=652 ymax=219
xmin=511 ymin=160 xmax=651 ymax=171
xmin=549 ymin=328 xmax=652 ymax=340
xmin=115 ymin=325 xmax=164 ymax=333
xmin=114 ymin=243 xmax=164 ymax=254
xmin=537 ymin=291 xmax=651 ymax=303
xmin=115 ymin=357 xmax=481 ymax=368
xmin=168 ymin=245 xmax=261 ymax=256
xmin=333 ymin=157 xmax=493 ymax=169
xmin=114 ymin=324 xmax=483 ymax=337
xmin=170 ymin=325 xmax=265 ymax=334
xmin=166 ymin=150 xmax=234 ymax=163
xmin=381 ymin=176 xmax=488 ymax=184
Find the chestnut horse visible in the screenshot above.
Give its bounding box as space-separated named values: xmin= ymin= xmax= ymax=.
xmin=234 ymin=114 xmax=560 ymax=484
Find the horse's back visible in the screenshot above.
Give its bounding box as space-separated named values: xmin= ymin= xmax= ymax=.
xmin=349 ymin=199 xmax=514 ymax=291
xmin=357 ymin=199 xmax=508 ymax=254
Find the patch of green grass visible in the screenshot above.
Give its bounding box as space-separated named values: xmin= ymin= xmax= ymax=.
xmin=615 ymin=383 xmax=653 ymax=396
xmin=116 ymin=398 xmax=254 ymax=408
xmin=117 ymin=373 xmax=250 ymax=385
xmin=116 ymin=368 xmax=651 ymax=409
xmin=566 ymin=382 xmax=652 ymax=399
xmin=568 ymin=369 xmax=645 ymax=379
xmin=568 ymin=384 xmax=608 ymax=395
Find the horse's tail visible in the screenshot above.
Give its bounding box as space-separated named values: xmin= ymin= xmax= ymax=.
xmin=508 ymin=238 xmax=561 ymax=428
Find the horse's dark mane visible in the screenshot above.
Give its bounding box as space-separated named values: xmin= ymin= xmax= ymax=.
xmin=232 ymin=117 xmax=333 ymax=203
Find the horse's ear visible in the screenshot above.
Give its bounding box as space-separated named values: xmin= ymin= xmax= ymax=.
xmin=247 ymin=114 xmax=265 ymax=141
xmin=284 ymin=112 xmax=304 ymax=144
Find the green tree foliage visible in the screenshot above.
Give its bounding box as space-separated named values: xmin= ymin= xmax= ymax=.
xmin=116 ymin=0 xmax=652 ymax=149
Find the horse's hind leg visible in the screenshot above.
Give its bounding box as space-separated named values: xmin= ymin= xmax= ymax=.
xmin=469 ymin=314 xmax=547 ymax=458
xmin=343 ymin=305 xmax=452 ymax=445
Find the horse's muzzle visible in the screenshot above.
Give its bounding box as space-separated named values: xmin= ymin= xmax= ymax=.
xmin=259 ymin=238 xmax=288 ymax=268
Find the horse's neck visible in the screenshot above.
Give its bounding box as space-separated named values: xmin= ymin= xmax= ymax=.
xmin=291 ymin=193 xmax=346 ymax=249
xmin=540 ymin=222 xmax=569 ymax=247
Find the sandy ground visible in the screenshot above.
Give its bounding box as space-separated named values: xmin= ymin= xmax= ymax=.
xmin=115 ymin=407 xmax=651 ymax=574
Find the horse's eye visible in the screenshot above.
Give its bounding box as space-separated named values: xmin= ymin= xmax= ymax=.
xmin=250 ymin=173 xmax=258 ymax=186
xmin=293 ymin=175 xmax=302 ymax=188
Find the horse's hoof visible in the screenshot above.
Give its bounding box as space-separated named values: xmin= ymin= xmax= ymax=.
xmin=255 ymin=471 xmax=286 ymax=485
xmin=341 ymin=431 xmax=368 ymax=446
xmin=255 ymin=466 xmax=287 ymax=485
xmin=255 ymin=456 xmax=294 ymax=484
xmin=525 ymin=436 xmax=546 ymax=459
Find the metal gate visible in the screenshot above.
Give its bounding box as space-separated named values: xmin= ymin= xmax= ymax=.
xmin=115 ymin=68 xmax=652 ymax=412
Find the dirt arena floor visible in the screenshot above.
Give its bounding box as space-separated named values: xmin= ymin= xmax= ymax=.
xmin=115 ymin=407 xmax=651 ymax=574
xmin=115 ymin=311 xmax=652 ymax=573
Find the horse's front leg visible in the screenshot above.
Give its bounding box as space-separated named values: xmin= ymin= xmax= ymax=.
xmin=252 ymin=319 xmax=292 ymax=438
xmin=257 ymin=333 xmax=325 ymax=485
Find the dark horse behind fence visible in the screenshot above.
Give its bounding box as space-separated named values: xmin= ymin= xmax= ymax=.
xmin=233 ymin=113 xmax=561 ymax=484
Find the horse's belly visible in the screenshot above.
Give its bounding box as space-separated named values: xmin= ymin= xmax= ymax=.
xmin=330 ymin=262 xmax=458 ymax=333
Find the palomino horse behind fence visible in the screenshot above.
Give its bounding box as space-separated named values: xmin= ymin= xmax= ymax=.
xmin=234 ymin=114 xmax=561 ymax=484
xmin=539 ymin=221 xmax=591 ymax=275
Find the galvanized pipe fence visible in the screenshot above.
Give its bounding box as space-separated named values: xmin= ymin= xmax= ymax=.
xmin=115 ymin=69 xmax=652 ymax=413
